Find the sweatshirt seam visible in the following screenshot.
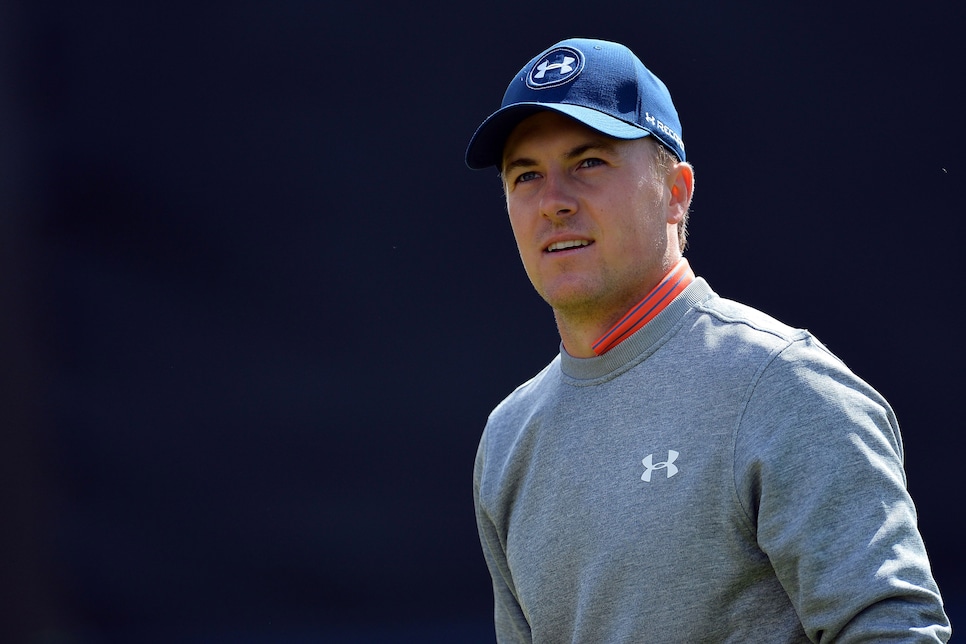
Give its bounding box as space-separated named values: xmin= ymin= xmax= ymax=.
xmin=729 ymin=335 xmax=810 ymax=537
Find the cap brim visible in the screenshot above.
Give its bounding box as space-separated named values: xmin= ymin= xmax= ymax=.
xmin=465 ymin=102 xmax=651 ymax=170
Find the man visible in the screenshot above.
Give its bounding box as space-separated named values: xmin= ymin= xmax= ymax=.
xmin=466 ymin=37 xmax=951 ymax=642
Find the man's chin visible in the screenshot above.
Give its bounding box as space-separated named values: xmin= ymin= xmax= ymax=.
xmin=542 ymin=289 xmax=604 ymax=320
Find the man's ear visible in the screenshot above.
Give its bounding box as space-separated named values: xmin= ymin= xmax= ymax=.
xmin=666 ymin=162 xmax=694 ymax=224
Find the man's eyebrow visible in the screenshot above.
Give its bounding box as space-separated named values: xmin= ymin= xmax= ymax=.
xmin=564 ymin=139 xmax=620 ymax=160
xmin=502 ymin=156 xmax=538 ymax=177
xmin=502 ymin=139 xmax=620 ymax=177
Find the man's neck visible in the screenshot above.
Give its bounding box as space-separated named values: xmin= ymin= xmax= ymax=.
xmin=554 ymin=258 xmax=694 ymax=358
xmin=554 ymin=315 xmax=607 ymax=358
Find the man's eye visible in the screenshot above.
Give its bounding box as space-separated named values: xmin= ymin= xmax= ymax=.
xmin=516 ymin=171 xmax=540 ymax=184
xmin=579 ymin=158 xmax=605 ymax=169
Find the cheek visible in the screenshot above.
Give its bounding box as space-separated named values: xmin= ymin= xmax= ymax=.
xmin=606 ymin=196 xmax=666 ymax=257
xmin=506 ymin=212 xmax=537 ymax=270
xmin=507 ymin=212 xmax=526 ymax=249
xmin=506 ymin=202 xmax=535 ymax=248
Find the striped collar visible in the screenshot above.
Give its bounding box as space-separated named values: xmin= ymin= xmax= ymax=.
xmin=592 ymin=258 xmax=695 ymax=356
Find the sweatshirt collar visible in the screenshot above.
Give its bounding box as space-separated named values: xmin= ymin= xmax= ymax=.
xmin=560 ymin=275 xmax=712 ymax=383
xmin=591 ymin=258 xmax=695 ymax=356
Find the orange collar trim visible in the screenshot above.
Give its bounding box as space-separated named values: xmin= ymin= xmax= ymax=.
xmin=591 ymin=259 xmax=695 ymax=356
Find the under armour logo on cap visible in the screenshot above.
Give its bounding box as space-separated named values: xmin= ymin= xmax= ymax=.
xmin=526 ymin=46 xmax=584 ymax=89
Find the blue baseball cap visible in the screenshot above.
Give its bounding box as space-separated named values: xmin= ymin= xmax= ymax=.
xmin=465 ymin=38 xmax=685 ymax=170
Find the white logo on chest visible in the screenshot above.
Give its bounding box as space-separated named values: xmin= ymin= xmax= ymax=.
xmin=641 ymin=450 xmax=679 ymax=482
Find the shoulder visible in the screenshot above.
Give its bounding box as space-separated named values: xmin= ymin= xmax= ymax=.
xmin=684 ymin=286 xmax=898 ymax=448
xmin=695 ymin=292 xmax=896 ymax=435
xmin=675 ymin=288 xmax=829 ymax=384
xmin=695 ymin=290 xmax=811 ymax=348
xmin=713 ymin=293 xmax=904 ymax=486
xmin=485 ymin=356 xmax=561 ymax=433
xmin=476 ymin=353 xmax=570 ymax=474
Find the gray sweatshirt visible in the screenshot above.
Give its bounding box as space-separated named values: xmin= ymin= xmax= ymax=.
xmin=474 ymin=278 xmax=950 ymax=642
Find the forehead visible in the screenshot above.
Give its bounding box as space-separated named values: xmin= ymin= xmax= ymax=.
xmin=503 ymin=112 xmax=602 ymax=159
xmin=501 ymin=111 xmax=651 ymax=171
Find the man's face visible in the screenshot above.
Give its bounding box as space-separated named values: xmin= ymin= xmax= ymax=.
xmin=501 ymin=111 xmax=680 ymax=324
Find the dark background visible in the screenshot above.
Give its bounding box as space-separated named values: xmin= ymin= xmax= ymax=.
xmin=2 ymin=1 xmax=962 ymax=641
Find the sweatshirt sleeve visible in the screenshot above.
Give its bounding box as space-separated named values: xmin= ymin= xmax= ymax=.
xmin=473 ymin=432 xmax=533 ymax=644
xmin=734 ymin=336 xmax=951 ymax=642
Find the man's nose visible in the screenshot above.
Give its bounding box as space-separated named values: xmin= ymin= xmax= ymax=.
xmin=539 ymin=172 xmax=578 ymax=222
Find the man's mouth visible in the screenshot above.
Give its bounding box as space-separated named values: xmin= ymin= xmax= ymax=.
xmin=546 ymin=239 xmax=592 ymax=253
